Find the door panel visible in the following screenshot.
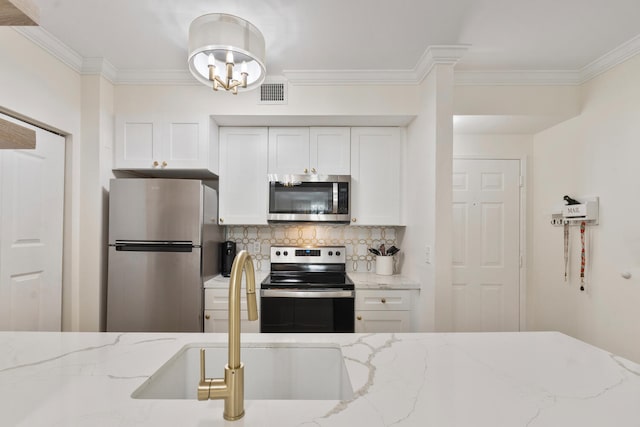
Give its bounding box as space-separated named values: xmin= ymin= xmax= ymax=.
xmin=0 ymin=115 xmax=65 ymax=331
xmin=108 ymin=178 xmax=203 ymax=244
xmin=106 ymin=247 xmax=202 ymax=332
xmin=452 ymin=159 xmax=520 ymax=332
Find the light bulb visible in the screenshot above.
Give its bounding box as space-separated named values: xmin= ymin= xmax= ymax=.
xmin=241 ymin=61 xmax=247 ymax=73
xmin=226 ymin=51 xmax=234 ymax=64
xmin=208 ymin=53 xmax=215 ymax=66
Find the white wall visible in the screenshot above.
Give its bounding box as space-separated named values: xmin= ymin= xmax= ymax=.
xmin=80 ymin=75 xmax=114 ymax=331
xmin=531 ymin=54 xmax=640 ymax=363
xmin=0 ymin=28 xmax=85 ymax=331
xmin=404 ymin=64 xmax=455 ymax=332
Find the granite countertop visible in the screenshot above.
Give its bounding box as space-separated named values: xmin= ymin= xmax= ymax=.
xmin=2 ymin=331 xmax=640 ymax=426
xmin=348 ymin=272 xmax=420 ymax=290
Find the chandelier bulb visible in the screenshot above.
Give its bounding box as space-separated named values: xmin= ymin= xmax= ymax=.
xmin=241 ymin=61 xmax=247 ymax=73
xmin=208 ymin=53 xmax=215 ymax=66
xmin=226 ymin=51 xmax=234 ymax=65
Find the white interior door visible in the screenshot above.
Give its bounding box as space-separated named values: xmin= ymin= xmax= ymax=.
xmin=0 ymin=114 xmax=65 ymax=331
xmin=452 ymin=159 xmax=520 ymax=332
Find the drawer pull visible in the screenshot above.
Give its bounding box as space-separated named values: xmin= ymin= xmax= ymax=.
xmin=204 ymin=314 xmax=210 ymax=320
xmin=356 ymin=315 xmax=362 ymax=321
xmin=381 ymin=298 xmax=386 ymax=304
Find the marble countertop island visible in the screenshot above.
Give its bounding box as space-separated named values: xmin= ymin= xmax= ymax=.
xmin=2 ymin=331 xmax=639 ymax=426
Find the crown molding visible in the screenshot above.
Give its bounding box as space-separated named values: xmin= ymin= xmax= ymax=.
xmin=283 ymin=45 xmax=468 ymax=86
xmin=81 ymin=57 xmax=118 ymax=82
xmin=579 ymin=33 xmax=640 ymax=83
xmin=13 ymin=26 xmax=640 ymax=87
xmin=281 ymin=69 xmax=418 ymax=86
xmin=454 ymin=70 xmax=581 ymax=86
xmin=13 ymin=26 xmax=83 ymax=72
xmin=455 ymin=35 xmax=640 ymax=86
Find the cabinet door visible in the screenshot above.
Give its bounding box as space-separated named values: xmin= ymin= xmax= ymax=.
xmin=162 ymin=116 xmax=209 ymax=169
xmin=268 ymin=127 xmax=310 ymax=175
xmin=204 ymin=310 xmax=260 ymax=333
xmin=355 ymin=311 xmax=410 ymax=333
xmin=219 ymin=127 xmax=268 ymax=225
xmin=310 ymin=127 xmax=350 ymax=175
xmin=114 ymin=116 xmax=161 ymax=169
xmin=350 ymin=127 xmax=402 ymax=225
xmin=114 ymin=115 xmax=211 ymax=172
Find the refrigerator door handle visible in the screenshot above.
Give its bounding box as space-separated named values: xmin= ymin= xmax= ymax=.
xmin=114 ymin=241 xmax=194 ymax=252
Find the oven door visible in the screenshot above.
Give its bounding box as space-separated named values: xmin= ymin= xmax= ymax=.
xmin=260 ymin=289 xmax=355 ymax=333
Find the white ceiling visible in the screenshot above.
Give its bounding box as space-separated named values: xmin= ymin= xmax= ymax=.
xmin=28 ymin=0 xmax=640 ymax=84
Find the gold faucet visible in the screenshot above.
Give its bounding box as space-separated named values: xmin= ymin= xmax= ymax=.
xmin=198 ymin=250 xmax=258 ymax=421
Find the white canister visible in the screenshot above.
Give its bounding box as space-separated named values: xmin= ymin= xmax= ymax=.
xmin=376 ymin=256 xmax=393 ymax=276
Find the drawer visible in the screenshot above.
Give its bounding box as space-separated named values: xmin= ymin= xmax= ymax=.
xmin=203 ymin=309 xmax=260 ymax=333
xmin=355 ymin=290 xmax=412 ymax=310
xmin=355 ymin=310 xmax=411 ymax=333
xmin=204 ymin=288 xmax=260 ymax=310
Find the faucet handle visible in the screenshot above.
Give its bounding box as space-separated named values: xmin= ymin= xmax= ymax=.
xmin=197 ymin=348 xmax=211 ymax=400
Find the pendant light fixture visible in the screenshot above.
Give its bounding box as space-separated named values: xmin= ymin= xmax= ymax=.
xmin=188 ymin=13 xmax=266 ymax=94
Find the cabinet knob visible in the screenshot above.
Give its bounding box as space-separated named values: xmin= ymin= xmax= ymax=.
xmin=162 ymin=161 xmax=168 ymax=167
xmin=311 ymin=168 xmax=316 ymax=174
xmin=304 ymin=168 xmax=308 ymax=174
xmin=204 ymin=314 xmax=210 ymax=320
xmin=381 ymin=298 xmax=386 ymax=304
xmin=219 ymin=218 xmax=224 ymax=223
xmin=153 ymin=161 xmax=159 ymax=167
xmin=356 ymin=315 xmax=362 ymax=321
xmin=351 ymin=218 xmax=357 ymax=223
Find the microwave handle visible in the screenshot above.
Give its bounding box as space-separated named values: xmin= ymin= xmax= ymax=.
xmin=333 ymin=182 xmax=338 ymax=214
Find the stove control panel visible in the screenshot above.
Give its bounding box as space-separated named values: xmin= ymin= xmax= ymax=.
xmin=270 ymin=246 xmax=346 ymax=264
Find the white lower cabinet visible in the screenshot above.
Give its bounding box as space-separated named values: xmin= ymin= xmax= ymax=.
xmin=355 ymin=289 xmax=414 ymax=332
xmin=204 ymin=288 xmax=260 ymax=333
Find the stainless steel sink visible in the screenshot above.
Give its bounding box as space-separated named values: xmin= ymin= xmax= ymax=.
xmin=132 ymin=343 xmax=354 ymax=400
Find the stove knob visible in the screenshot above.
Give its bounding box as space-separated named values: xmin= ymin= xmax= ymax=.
xmin=283 ymin=251 xmax=288 ymax=256
xmin=328 ymin=251 xmax=333 ymax=256
xmin=335 ymin=251 xmax=341 ymax=256
xmin=275 ymin=251 xmax=281 ymax=256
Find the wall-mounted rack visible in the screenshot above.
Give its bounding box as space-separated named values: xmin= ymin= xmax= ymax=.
xmin=550 ymin=196 xmax=599 ymax=226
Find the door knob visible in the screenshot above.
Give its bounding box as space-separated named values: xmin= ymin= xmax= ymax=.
xmin=162 ymin=161 xmax=168 ymax=167
xmin=304 ymin=168 xmax=308 ymax=174
xmin=153 ymin=161 xmax=159 ymax=167
xmin=219 ymin=218 xmax=224 ymax=223
xmin=311 ymin=168 xmax=316 ymax=174
xmin=351 ymin=218 xmax=357 ymax=223
xmin=381 ymin=298 xmax=386 ymax=304
xmin=205 ymin=314 xmax=210 ymax=320
xmin=356 ymin=315 xmax=362 ymax=320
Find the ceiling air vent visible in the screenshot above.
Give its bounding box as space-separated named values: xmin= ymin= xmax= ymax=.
xmin=258 ymin=82 xmax=287 ymax=105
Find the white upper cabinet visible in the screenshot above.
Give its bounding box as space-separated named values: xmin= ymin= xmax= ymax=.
xmin=114 ymin=115 xmax=215 ymax=174
xmin=350 ymin=127 xmax=403 ymax=226
xmin=310 ymin=127 xmax=351 ymax=175
xmin=218 ymin=127 xmax=268 ymax=225
xmin=268 ymin=127 xmax=310 ymax=175
xmin=268 ymin=127 xmax=350 ymax=175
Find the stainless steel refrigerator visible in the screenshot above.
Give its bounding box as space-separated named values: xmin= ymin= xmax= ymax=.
xmin=106 ymin=178 xmax=221 ymax=332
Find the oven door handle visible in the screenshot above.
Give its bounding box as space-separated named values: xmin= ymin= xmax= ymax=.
xmin=260 ymin=289 xmax=355 ymax=298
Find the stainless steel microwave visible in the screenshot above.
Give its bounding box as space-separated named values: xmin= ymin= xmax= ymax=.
xmin=267 ymin=175 xmax=350 ymax=223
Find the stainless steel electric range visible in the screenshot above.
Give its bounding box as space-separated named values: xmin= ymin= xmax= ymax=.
xmin=260 ymin=246 xmax=355 ymax=333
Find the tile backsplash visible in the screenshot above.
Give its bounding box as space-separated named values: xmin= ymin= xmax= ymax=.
xmin=224 ymin=225 xmax=399 ymax=272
